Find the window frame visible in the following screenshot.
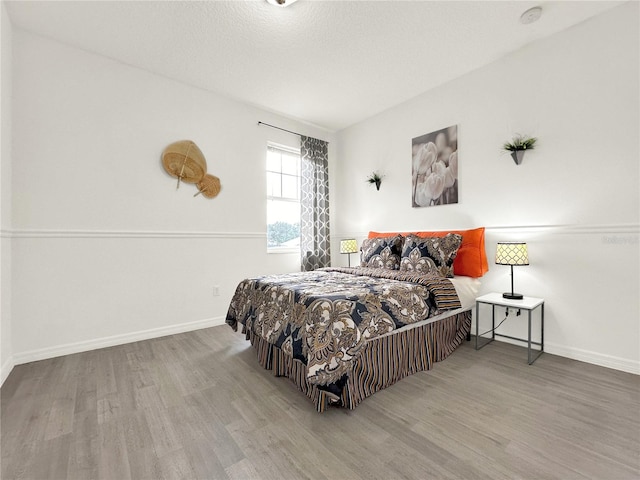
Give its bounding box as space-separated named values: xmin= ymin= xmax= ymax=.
xmin=266 ymin=143 xmax=302 ymax=254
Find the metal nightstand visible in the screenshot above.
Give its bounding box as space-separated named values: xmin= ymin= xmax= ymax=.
xmin=475 ymin=292 xmax=544 ymax=365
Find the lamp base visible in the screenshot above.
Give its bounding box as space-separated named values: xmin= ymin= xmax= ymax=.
xmin=503 ymin=292 xmax=524 ymax=300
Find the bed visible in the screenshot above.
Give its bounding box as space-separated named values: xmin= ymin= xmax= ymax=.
xmin=226 ymin=228 xmax=488 ymax=411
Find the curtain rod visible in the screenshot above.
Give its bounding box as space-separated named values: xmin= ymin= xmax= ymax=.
xmin=258 ymin=121 xmax=329 ymax=144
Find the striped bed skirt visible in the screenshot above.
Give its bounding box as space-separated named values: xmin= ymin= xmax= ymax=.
xmin=243 ymin=309 xmax=472 ymax=412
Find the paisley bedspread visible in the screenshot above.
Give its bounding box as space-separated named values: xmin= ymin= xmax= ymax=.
xmin=225 ymin=267 xmax=461 ymax=387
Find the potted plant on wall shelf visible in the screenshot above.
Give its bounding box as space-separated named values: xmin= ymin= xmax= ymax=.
xmin=502 ymin=134 xmax=537 ymax=165
xmin=367 ymin=171 xmax=384 ymax=190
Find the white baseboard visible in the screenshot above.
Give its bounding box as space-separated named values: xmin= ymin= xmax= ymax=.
xmin=470 ymin=320 xmax=640 ymax=376
xmin=487 ymin=335 xmax=640 ymax=375
xmin=4 ymin=318 xmax=637 ymax=387
xmin=10 ymin=316 xmax=227 ymax=368
xmin=1 ymin=355 xmax=15 ymax=386
xmin=544 ymin=342 xmax=640 ymax=375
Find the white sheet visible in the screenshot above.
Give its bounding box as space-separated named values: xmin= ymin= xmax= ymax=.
xmin=449 ymin=275 xmax=481 ymax=311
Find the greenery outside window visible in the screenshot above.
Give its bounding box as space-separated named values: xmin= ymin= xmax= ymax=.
xmin=267 ymin=144 xmax=301 ymax=252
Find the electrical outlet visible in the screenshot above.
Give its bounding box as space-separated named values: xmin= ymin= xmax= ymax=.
xmin=212 ymin=285 xmax=220 ymax=296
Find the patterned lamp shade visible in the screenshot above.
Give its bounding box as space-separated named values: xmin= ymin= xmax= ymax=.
xmin=340 ymin=239 xmax=359 ymax=254
xmin=495 ymin=242 xmax=528 ymax=299
xmin=340 ymin=239 xmax=358 ymax=267
xmin=495 ymin=242 xmax=529 ymax=266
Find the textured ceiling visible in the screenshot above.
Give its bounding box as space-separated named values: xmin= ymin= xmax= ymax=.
xmin=5 ymin=0 xmax=624 ymax=131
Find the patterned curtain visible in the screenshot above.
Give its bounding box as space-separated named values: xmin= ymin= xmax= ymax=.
xmin=300 ymin=136 xmax=331 ymax=271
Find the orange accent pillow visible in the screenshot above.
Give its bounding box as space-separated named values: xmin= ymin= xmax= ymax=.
xmin=368 ymin=227 xmax=488 ymax=278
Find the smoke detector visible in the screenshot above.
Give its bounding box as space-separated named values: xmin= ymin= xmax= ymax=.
xmin=266 ymin=0 xmax=299 ymax=6
xmin=520 ymin=6 xmax=542 ymax=24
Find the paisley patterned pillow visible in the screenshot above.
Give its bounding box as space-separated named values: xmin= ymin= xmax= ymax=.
xmin=399 ymin=233 xmax=463 ymax=277
xmin=360 ymin=235 xmax=404 ymax=270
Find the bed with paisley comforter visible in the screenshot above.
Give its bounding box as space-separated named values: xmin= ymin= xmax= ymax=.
xmin=226 ymin=266 xmax=474 ymax=411
xmin=226 ymin=228 xmax=487 ymax=411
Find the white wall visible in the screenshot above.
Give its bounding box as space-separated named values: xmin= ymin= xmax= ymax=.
xmin=1 ymin=1 xmax=13 ymax=384
xmin=2 ymin=3 xmax=637 ymax=384
xmin=7 ymin=29 xmax=334 ymax=370
xmin=333 ymin=3 xmax=639 ymax=373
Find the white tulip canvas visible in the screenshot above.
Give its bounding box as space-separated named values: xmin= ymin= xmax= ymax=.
xmin=411 ymin=125 xmax=458 ymax=207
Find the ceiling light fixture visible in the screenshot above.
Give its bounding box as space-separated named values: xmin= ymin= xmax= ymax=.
xmin=520 ymin=6 xmax=542 ymax=24
xmin=266 ymin=0 xmax=299 ymax=7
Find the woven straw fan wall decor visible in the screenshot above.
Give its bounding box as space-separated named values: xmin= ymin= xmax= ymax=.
xmin=162 ymin=140 xmax=222 ymax=198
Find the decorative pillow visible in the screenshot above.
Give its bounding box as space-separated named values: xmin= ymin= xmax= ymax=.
xmin=413 ymin=228 xmax=487 ymax=277
xmin=399 ymin=233 xmax=463 ymax=277
xmin=369 ymin=227 xmax=488 ymax=277
xmin=360 ymin=235 xmax=404 ymax=270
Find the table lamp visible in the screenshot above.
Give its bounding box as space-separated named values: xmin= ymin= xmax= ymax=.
xmin=340 ymin=239 xmax=358 ymax=267
xmin=495 ymin=242 xmax=529 ymax=299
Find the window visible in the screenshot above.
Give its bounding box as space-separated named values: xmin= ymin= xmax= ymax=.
xmin=267 ymin=144 xmax=301 ymax=251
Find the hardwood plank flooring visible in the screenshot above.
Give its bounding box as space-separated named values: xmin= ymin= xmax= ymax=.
xmin=2 ymin=325 xmax=639 ymax=479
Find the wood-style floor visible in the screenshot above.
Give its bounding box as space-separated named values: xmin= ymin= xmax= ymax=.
xmin=2 ymin=325 xmax=639 ymax=480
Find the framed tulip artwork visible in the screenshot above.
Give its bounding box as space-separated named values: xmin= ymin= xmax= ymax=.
xmin=411 ymin=125 xmax=458 ymax=207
